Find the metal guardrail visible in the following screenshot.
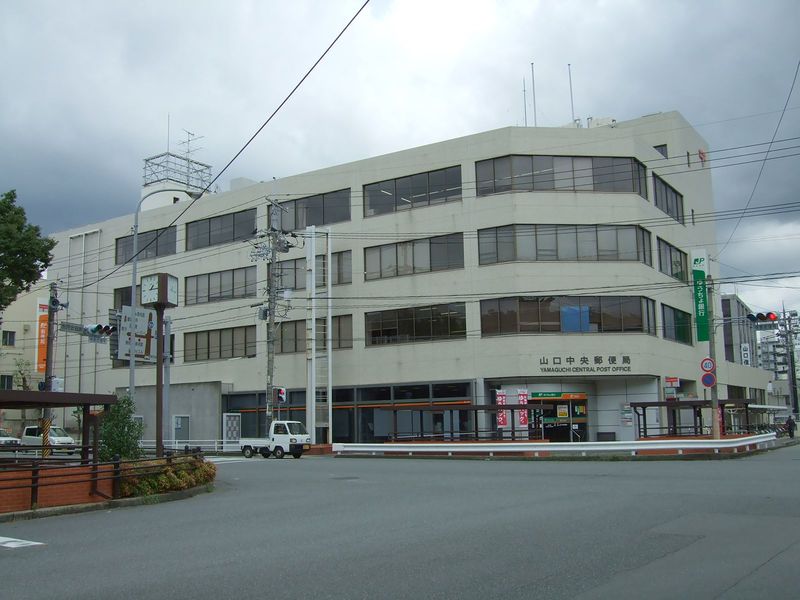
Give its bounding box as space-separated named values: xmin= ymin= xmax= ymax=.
xmin=332 ymin=433 xmax=778 ymax=457
xmin=139 ymin=440 xmax=239 ymax=453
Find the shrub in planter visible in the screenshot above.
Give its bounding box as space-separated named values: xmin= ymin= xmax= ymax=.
xmin=120 ymin=456 xmax=217 ymax=498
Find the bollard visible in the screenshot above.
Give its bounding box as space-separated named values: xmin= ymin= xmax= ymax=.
xmin=112 ymin=454 xmax=121 ymax=499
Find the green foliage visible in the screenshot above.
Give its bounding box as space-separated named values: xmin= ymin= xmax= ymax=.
xmin=119 ymin=456 xmax=217 ymax=497
xmin=99 ymin=394 xmax=144 ymax=461
xmin=0 ymin=190 xmax=57 ymax=311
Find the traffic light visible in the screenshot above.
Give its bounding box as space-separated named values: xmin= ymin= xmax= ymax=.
xmin=276 ymin=387 xmax=287 ymax=404
xmin=746 ymin=312 xmax=778 ymax=323
xmin=83 ymin=323 xmax=117 ymax=336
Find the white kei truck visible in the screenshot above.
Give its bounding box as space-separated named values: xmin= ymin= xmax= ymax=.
xmin=239 ymin=420 xmax=311 ymax=459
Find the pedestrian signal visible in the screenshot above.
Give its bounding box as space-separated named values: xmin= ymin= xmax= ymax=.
xmin=276 ymin=387 xmax=287 ymax=404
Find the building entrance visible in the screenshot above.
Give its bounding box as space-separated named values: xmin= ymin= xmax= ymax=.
xmin=528 ymin=393 xmax=588 ymax=442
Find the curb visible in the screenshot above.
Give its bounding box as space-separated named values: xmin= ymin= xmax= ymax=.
xmin=0 ymin=483 xmax=214 ymax=523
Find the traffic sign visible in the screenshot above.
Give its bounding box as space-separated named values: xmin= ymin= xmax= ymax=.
xmin=701 ymin=372 xmax=717 ymax=388
xmin=700 ymin=357 xmax=716 ymax=372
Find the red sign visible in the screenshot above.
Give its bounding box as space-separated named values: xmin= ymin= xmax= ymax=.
xmin=518 ymin=389 xmax=529 ymax=426
xmin=36 ymin=302 xmax=49 ymax=373
xmin=701 ymin=357 xmax=716 ymax=372
xmin=496 ymin=390 xmax=507 ymax=427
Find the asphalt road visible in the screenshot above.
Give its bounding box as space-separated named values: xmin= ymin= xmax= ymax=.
xmin=3 ymin=446 xmax=800 ymax=599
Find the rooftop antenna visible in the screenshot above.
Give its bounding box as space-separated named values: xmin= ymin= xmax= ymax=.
xmin=523 ymin=78 xmax=528 ymax=126
xmin=568 ymin=63 xmax=576 ymax=123
xmin=179 ymin=129 xmax=205 ymax=187
xmin=531 ymin=62 xmax=538 ymax=127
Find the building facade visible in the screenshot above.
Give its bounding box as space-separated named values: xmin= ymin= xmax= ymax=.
xmin=11 ymin=111 xmax=774 ymax=443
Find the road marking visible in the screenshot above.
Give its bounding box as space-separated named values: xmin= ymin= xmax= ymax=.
xmin=0 ymin=536 xmax=45 ymax=549
xmin=208 ymin=456 xmax=255 ymax=464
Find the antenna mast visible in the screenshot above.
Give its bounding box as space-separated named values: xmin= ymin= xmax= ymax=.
xmin=523 ymin=78 xmax=528 ymax=126
xmin=568 ymin=63 xmax=576 ymax=123
xmin=531 ymin=62 xmax=538 ymax=127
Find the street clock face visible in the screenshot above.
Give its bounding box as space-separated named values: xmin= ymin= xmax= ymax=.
xmin=167 ymin=275 xmax=178 ymax=306
xmin=141 ymin=274 xmax=160 ymax=305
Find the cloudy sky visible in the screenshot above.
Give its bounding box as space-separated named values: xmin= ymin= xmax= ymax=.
xmin=1 ymin=0 xmax=799 ymax=312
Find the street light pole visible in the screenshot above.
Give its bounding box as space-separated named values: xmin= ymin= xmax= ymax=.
xmin=129 ymin=188 xmax=202 ymax=408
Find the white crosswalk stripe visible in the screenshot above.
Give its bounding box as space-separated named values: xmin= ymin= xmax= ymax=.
xmin=0 ymin=536 xmax=45 ymax=549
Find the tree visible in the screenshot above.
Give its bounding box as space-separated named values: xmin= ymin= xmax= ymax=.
xmin=99 ymin=394 xmax=144 ymax=461
xmin=0 ymin=190 xmax=56 ymax=311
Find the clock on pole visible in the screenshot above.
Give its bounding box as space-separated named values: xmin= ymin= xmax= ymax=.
xmin=140 ymin=272 xmax=179 ymax=308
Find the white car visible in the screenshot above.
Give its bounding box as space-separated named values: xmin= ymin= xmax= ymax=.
xmin=0 ymin=427 xmax=20 ymax=447
xmin=21 ymin=425 xmax=76 ymax=454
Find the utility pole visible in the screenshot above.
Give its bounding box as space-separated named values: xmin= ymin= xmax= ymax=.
xmin=707 ymin=275 xmax=721 ymax=440
xmin=252 ymin=199 xmax=290 ymax=435
xmin=42 ymin=281 xmax=59 ymax=457
xmin=783 ymin=310 xmax=799 ymax=416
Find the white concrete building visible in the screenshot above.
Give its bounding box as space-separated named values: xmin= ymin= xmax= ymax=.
xmin=8 ymin=110 xmax=773 ymax=444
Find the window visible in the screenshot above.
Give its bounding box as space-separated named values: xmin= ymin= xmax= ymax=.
xmin=184 ymin=326 xmax=256 ymax=362
xmin=653 ymin=144 xmax=668 ymax=158
xmin=480 ymin=296 xmax=657 ymax=335
xmin=272 ymin=189 xmax=351 ymax=231
xmin=0 ymin=375 xmax=12 ymax=390
xmin=658 ymin=238 xmax=689 ymax=282
xmin=476 ymin=155 xmax=647 ymax=198
xmin=365 ymin=234 xmax=464 ymax=281
xmin=364 ymin=166 xmax=461 ymax=217
xmin=274 ymin=251 xmax=350 ymax=290
xmin=2 ymin=331 xmax=15 ymax=346
xmin=478 ymin=225 xmax=652 ymax=265
xmin=115 ymin=226 xmax=176 ymax=264
xmin=652 ymin=175 xmax=684 ymax=224
xmin=662 ymin=304 xmax=693 ymax=345
xmin=185 ymin=266 xmax=256 ymax=305
xmin=365 ymin=303 xmax=466 ymax=345
xmin=276 ymin=315 xmax=353 ymax=353
xmin=186 ymin=208 xmax=255 ymax=251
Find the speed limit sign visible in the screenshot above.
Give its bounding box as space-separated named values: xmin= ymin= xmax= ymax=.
xmin=701 ymin=357 xmax=716 ymax=372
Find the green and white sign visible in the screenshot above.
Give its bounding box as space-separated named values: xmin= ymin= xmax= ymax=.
xmin=691 ymin=250 xmax=709 ymax=342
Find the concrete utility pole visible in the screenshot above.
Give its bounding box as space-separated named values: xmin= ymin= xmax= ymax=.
xmin=253 ymin=199 xmax=290 ymax=435
xmin=706 ymin=275 xmax=721 ymax=440
xmin=783 ymin=310 xmax=799 ymax=416
xmin=42 ymin=281 xmax=58 ymax=456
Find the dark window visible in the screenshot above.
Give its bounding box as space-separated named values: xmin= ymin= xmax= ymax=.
xmin=115 ymin=226 xmax=177 ymax=264
xmin=658 ymin=238 xmax=689 ymax=282
xmin=186 ymin=209 xmax=255 ymax=251
xmin=185 ymin=267 xmax=256 ymax=305
xmin=184 ymin=326 xmax=257 ymax=362
xmin=365 ymin=303 xmax=467 ymax=346
xmin=480 ymin=296 xmax=657 ymax=336
xmin=654 ymin=144 xmax=668 ymax=158
xmin=476 ymin=155 xmax=647 ymax=198
xmin=364 ymin=167 xmax=461 ymax=217
xmin=2 ymin=331 xmax=16 ymax=346
xmin=662 ymin=304 xmax=693 ymax=345
xmin=365 ymin=234 xmax=463 ymax=280
xmin=276 ymin=316 xmax=352 ymax=353
xmin=653 ymin=175 xmax=684 ymax=224
xmin=0 ymin=374 xmax=13 ymax=390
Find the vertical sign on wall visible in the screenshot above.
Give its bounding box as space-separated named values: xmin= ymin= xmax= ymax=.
xmin=36 ymin=298 xmax=49 ymax=373
xmin=496 ymin=390 xmax=508 ymax=427
xmin=518 ymin=389 xmax=529 ymax=426
xmin=691 ymin=249 xmax=709 ymax=342
xmin=740 ymin=343 xmax=751 ymax=366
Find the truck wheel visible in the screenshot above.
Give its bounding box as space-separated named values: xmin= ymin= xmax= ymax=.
xmin=273 ymin=446 xmax=285 ymax=459
xmin=291 ymin=452 xmax=302 ymax=459
xmin=242 ymin=446 xmax=254 ymax=458
xmin=260 ymin=448 xmax=271 ymax=458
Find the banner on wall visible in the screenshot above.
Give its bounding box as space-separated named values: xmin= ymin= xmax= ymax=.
xmin=36 ymin=298 xmax=49 ymax=373
xmin=496 ymin=390 xmax=508 ymax=427
xmin=518 ymin=389 xmax=529 ymax=426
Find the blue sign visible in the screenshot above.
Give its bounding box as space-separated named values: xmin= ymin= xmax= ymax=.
xmin=701 ymin=372 xmax=717 ymax=388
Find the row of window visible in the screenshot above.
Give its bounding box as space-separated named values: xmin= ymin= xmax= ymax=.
xmin=272 ymin=189 xmax=350 ymax=231
xmin=657 ymin=239 xmax=688 ymax=282
xmin=478 ymin=225 xmax=652 ymax=265
xmin=185 ymin=266 xmax=257 ymax=305
xmin=273 ymin=251 xmax=352 ymax=290
xmin=117 ymin=157 xmax=687 ymax=264
xmin=364 ymin=166 xmax=462 ymax=217
xmin=476 ymin=155 xmax=648 ymax=198
xmin=115 ymin=209 xmax=257 ymax=264
xmin=180 ymin=295 xmax=693 ymax=362
xmin=366 ymin=303 xmax=467 ymax=345
xmin=653 ymin=175 xmax=685 ymax=224
xmin=276 ymin=315 xmax=353 ymax=354
xmin=184 ymin=326 xmax=257 ymax=362
xmin=480 ymin=296 xmax=658 ymax=335
xmin=365 ymin=234 xmax=464 ymax=280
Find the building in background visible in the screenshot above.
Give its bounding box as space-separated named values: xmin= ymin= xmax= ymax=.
xmin=8 ymin=111 xmax=775 ymax=444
